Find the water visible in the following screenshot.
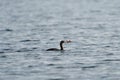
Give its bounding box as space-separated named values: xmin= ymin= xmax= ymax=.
xmin=0 ymin=0 xmax=120 ymax=80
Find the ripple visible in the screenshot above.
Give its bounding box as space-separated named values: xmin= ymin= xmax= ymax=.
xmin=75 ymin=62 xmax=84 ymax=65
xmin=28 ymin=65 xmax=34 ymax=68
xmin=81 ymin=65 xmax=97 ymax=70
xmin=0 ymin=51 xmax=4 ymax=53
xmin=52 ymin=57 xmax=61 ymax=61
xmin=0 ymin=55 xmax=7 ymax=58
xmin=47 ymin=63 xmax=55 ymax=66
xmin=3 ymin=49 xmax=12 ymax=51
xmin=5 ymin=29 xmax=13 ymax=31
xmin=20 ymin=40 xmax=31 ymax=42
xmin=32 ymin=47 xmax=37 ymax=50
xmin=0 ymin=43 xmax=11 ymax=45
xmin=106 ymin=53 xmax=114 ymax=56
xmin=103 ymin=59 xmax=120 ymax=61
xmin=90 ymin=10 xmax=101 ymax=13
xmin=16 ymin=47 xmax=37 ymax=52
xmin=0 ymin=29 xmax=13 ymax=32
xmin=55 ymin=66 xmax=64 ymax=69
xmin=0 ymin=48 xmax=14 ymax=53
xmin=104 ymin=45 xmax=111 ymax=48
xmin=16 ymin=48 xmax=32 ymax=52
xmin=48 ymin=78 xmax=65 ymax=80
xmin=20 ymin=39 xmax=39 ymax=42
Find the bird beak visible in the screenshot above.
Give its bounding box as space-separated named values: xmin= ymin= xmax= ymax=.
xmin=66 ymin=40 xmax=72 ymax=43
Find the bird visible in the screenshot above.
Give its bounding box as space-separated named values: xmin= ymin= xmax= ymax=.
xmin=46 ymin=40 xmax=71 ymax=51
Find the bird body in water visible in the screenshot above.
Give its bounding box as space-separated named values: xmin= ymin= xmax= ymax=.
xmin=46 ymin=40 xmax=71 ymax=51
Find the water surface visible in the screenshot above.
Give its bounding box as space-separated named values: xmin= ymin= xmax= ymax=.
xmin=0 ymin=0 xmax=120 ymax=80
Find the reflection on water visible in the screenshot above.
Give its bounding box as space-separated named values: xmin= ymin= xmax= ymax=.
xmin=0 ymin=0 xmax=120 ymax=80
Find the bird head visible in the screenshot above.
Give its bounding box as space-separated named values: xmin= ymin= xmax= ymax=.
xmin=65 ymin=40 xmax=72 ymax=43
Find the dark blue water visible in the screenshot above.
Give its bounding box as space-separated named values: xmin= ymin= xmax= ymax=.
xmin=0 ymin=0 xmax=120 ymax=80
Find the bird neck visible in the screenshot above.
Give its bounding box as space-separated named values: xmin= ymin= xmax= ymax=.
xmin=60 ymin=42 xmax=64 ymax=50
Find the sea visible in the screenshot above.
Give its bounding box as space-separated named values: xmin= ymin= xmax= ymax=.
xmin=0 ymin=0 xmax=120 ymax=80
